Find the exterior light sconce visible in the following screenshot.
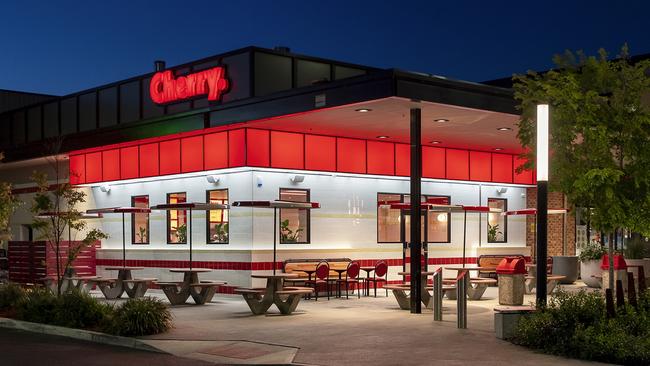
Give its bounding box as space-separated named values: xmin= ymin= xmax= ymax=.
xmin=496 ymin=187 xmax=508 ymax=195
xmin=290 ymin=175 xmax=305 ymax=184
xmin=256 ymin=176 xmax=263 ymax=188
xmin=206 ymin=175 xmax=220 ymax=184
xmin=99 ymin=185 xmax=111 ymax=193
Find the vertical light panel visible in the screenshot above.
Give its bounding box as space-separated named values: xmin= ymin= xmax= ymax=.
xmin=537 ymin=104 xmax=549 ymax=181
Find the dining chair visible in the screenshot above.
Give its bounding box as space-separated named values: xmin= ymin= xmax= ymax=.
xmin=365 ymin=260 xmax=388 ymax=297
xmin=336 ymin=261 xmax=362 ymax=299
xmin=304 ymin=260 xmax=330 ymax=300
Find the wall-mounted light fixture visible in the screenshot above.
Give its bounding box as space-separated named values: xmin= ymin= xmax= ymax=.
xmin=496 ymin=187 xmax=508 ymax=195
xmin=99 ymin=185 xmax=111 ymax=193
xmin=290 ymin=175 xmax=305 ymax=184
xmin=206 ymin=175 xmax=220 ymax=184
xmin=256 ymin=176 xmax=263 ymax=188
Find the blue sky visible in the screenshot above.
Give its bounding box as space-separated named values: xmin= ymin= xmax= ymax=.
xmin=1 ymin=0 xmax=649 ymax=95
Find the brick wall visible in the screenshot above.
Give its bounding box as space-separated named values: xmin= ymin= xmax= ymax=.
xmin=526 ymin=188 xmax=576 ymax=257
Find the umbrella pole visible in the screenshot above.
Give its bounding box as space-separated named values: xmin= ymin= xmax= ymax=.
xmin=462 ymin=211 xmax=467 ymax=268
xmin=273 ymin=207 xmax=277 ymax=275
xmin=189 ymin=209 xmax=193 ymax=270
xmin=122 ymin=212 xmax=126 ymax=268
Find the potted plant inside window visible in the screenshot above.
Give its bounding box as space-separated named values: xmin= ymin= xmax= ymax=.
xmin=487 ymin=223 xmax=502 ymax=242
xmin=579 ymin=240 xmax=606 ymax=288
xmin=211 ymin=222 xmax=228 ymax=243
xmin=176 ymin=224 xmax=187 ymax=243
xmin=280 ymin=219 xmax=303 ymax=243
xmin=624 ymin=236 xmax=649 ymax=283
xmin=136 ymin=227 xmax=148 ymax=244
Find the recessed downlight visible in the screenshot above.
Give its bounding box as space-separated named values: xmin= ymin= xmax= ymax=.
xmin=434 ymin=118 xmax=449 ymax=123
xmin=493 ymin=148 xmax=504 ymax=151
xmin=376 ymin=135 xmax=389 ymax=139
xmin=430 ymin=140 xmax=442 ymax=144
xmin=355 ymin=108 xmax=372 ymax=113
xmin=497 ymin=127 xmax=512 ymax=131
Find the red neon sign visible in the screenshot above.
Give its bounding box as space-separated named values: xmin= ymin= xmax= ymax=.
xmin=149 ymin=66 xmax=229 ymax=104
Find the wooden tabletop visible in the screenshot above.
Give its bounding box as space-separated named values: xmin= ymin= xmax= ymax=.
xmin=398 ymin=271 xmax=435 ymax=276
xmin=251 ymin=273 xmax=299 ymax=279
xmin=360 ymin=266 xmax=375 ymax=271
xmin=444 ymin=266 xmax=496 ymax=271
xmin=168 ymin=268 xmax=212 ymax=273
xmin=105 ymin=266 xmax=144 ymax=271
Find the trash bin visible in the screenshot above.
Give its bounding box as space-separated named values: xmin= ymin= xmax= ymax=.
xmin=497 ymin=257 xmax=527 ymax=305
xmin=601 ymin=254 xmax=628 ymax=294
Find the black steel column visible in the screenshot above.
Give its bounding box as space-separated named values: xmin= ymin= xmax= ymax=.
xmin=536 ymin=181 xmax=548 ymax=307
xmin=410 ymin=108 xmax=422 ymax=313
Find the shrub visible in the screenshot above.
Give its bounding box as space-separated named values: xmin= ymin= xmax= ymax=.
xmin=53 ymin=290 xmax=113 ymax=330
xmin=512 ymin=289 xmax=650 ymax=365
xmin=14 ymin=288 xmax=59 ymax=324
xmin=108 ymin=297 xmax=172 ymax=336
xmin=578 ymin=240 xmax=607 ymax=261
xmin=0 ymin=283 xmax=26 ymax=310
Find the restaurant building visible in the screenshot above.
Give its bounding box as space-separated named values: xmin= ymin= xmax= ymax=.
xmin=0 ymin=46 xmax=575 ymax=290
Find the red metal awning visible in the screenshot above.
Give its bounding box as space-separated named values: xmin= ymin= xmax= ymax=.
xmin=36 ymin=212 xmax=104 ymax=219
xmin=150 ymin=202 xmax=230 ymax=211
xmin=87 ymin=207 xmax=151 ymax=214
xmin=233 ymin=200 xmax=320 ymax=209
xmin=501 ymin=208 xmax=568 ymax=216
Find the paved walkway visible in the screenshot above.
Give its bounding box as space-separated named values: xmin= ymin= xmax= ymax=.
xmin=96 ymin=284 xmax=602 ymax=365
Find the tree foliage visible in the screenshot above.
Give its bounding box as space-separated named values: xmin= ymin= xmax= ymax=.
xmin=0 ymin=152 xmax=23 ymax=243
xmin=514 ymin=45 xmax=650 ymax=236
xmin=30 ymin=151 xmax=107 ymax=296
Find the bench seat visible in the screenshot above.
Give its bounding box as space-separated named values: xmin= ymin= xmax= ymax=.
xmin=123 ymin=278 xmax=157 ymax=283
xmin=276 ymin=289 xmax=313 ymax=295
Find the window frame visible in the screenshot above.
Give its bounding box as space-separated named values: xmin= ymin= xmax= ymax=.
xmin=487 ymin=197 xmax=508 ymax=243
xmin=166 ymin=192 xmax=187 ymax=244
xmin=206 ymin=189 xmax=229 ymax=244
xmin=278 ymin=187 xmax=311 ymax=244
xmin=376 ymin=193 xmax=452 ymax=244
xmin=131 ymin=195 xmax=150 ymax=245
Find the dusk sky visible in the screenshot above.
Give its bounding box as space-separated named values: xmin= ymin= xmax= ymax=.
xmin=2 ymin=0 xmax=649 ymax=96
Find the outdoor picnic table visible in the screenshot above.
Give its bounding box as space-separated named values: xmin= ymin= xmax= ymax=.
xmin=156 ymin=268 xmax=225 ymax=305
xmin=396 ymin=271 xmax=435 ymax=308
xmin=40 ymin=274 xmax=101 ymax=294
xmin=236 ymin=273 xmax=314 ymax=315
xmin=97 ymin=266 xmax=153 ymax=299
xmin=443 ymin=267 xmax=496 ymax=300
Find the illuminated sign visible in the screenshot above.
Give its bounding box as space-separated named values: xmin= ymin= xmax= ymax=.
xmin=149 ymin=66 xmax=229 ymax=104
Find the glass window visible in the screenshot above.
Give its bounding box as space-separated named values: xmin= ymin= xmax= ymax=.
xmin=78 ymin=92 xmax=97 ymax=132
xmin=98 ymin=87 xmax=118 ymax=127
xmin=279 ymin=188 xmax=309 ymax=244
xmin=43 ymin=102 xmax=59 ymax=138
xmin=27 ymin=106 xmax=42 ymax=142
xmin=487 ymin=198 xmax=507 ymax=242
xmin=377 ymin=193 xmax=451 ymax=243
xmin=167 ymin=192 xmax=187 ymax=244
xmin=60 ymin=97 xmax=77 ymax=135
xmin=119 ymin=81 xmax=140 ymax=124
xmin=378 ymin=193 xmax=402 ymax=243
xmin=131 ymin=196 xmax=149 ymax=244
xmin=207 ymin=189 xmax=229 ymax=244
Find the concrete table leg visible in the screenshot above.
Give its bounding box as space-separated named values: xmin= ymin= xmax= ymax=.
xmin=274 ymin=293 xmax=304 ymax=315
xmin=124 ymin=282 xmax=149 ymax=298
xmin=467 ymin=283 xmax=489 ymax=300
xmin=190 ymin=286 xmax=217 ymax=305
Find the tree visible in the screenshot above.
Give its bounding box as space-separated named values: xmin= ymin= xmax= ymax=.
xmin=30 ymin=147 xmax=107 ymax=296
xmin=0 ymin=153 xmax=23 ymax=247
xmin=514 ymin=45 xmax=650 ymax=291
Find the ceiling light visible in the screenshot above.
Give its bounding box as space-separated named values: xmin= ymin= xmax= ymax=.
xmin=430 ymin=141 xmax=441 ymax=144
xmin=497 ymin=127 xmax=512 ymax=131
xmin=493 ymin=148 xmax=504 ymax=151
xmin=376 ymin=135 xmax=389 ymax=139
xmin=355 ymin=108 xmax=371 ymax=113
xmin=434 ymin=118 xmax=449 ymax=123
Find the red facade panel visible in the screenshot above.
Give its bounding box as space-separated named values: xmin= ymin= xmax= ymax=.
xmin=139 ymin=143 xmax=159 ymax=177
xmin=228 ymin=129 xmax=246 ymax=167
xmin=85 ymin=152 xmax=102 ymax=183
xmin=513 ymin=156 xmax=534 ymax=184
xmin=101 ymin=149 xmax=120 ymax=182
xmin=422 ymin=146 xmax=445 ymax=179
xmin=181 ymin=136 xmax=204 ymax=173
xmin=159 ymin=140 xmax=180 ymax=175
xmin=69 ymin=154 xmax=86 ymax=184
xmin=469 ymin=151 xmax=491 ymax=182
xmin=204 ymin=132 xmax=228 ymax=170
xmin=305 ymin=134 xmax=336 ymax=171
xmin=120 ymin=146 xmax=139 ymax=179
xmin=270 ymin=131 xmax=304 ymax=169
xmin=492 ymin=153 xmax=514 ymax=183
xmin=446 ymin=149 xmax=469 ymax=180
xmin=395 ymin=143 xmax=410 ymax=176
xmin=367 ymin=141 xmax=394 ymax=175
xmin=336 ymin=138 xmax=366 ymax=174
xmin=246 ymin=129 xmax=270 ymax=167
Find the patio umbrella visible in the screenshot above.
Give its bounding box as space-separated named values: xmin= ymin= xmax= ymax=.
xmin=424 ymin=199 xmax=503 ymax=267
xmin=86 ymin=207 xmax=151 ymax=267
xmin=233 ymin=200 xmax=321 ymax=274
xmin=150 ymin=202 xmax=230 ymax=270
xmin=501 ymin=208 xmax=568 ymax=262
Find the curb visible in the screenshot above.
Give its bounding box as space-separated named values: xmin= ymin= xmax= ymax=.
xmin=0 ymin=317 xmax=166 ymax=353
